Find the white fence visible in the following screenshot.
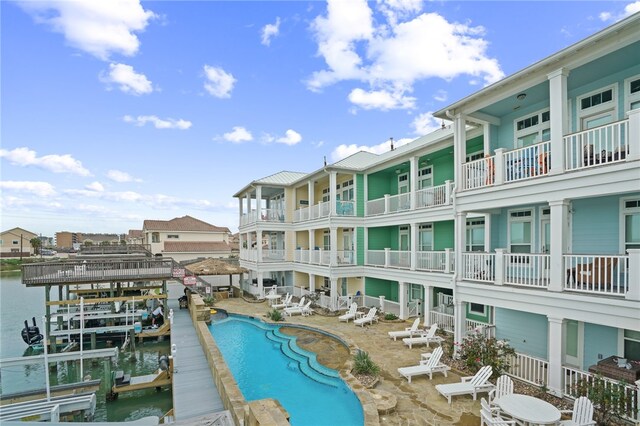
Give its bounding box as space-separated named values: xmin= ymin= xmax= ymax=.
xmin=416 ymin=250 xmax=449 ymax=272
xmin=564 ymin=254 xmax=628 ymax=296
xmin=462 ymin=156 xmax=493 ymax=190
xmin=506 ymin=353 xmax=549 ymax=386
xmin=564 ymin=119 xmax=629 ymax=171
xmin=462 ymin=252 xmax=496 ymax=282
xmin=365 ymin=198 xmax=385 ymax=216
xmin=504 ymin=141 xmax=551 ymax=183
xmin=366 ymin=250 xmax=386 ymax=267
xmin=388 ymin=251 xmax=411 ymax=268
xmin=415 ymin=182 xmax=451 ymax=209
xmin=503 ymin=253 xmax=550 ymax=288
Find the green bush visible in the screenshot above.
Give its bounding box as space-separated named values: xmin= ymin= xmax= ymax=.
xmin=383 ymin=313 xmax=398 ymax=320
xmin=573 ymin=374 xmax=636 ymax=425
xmin=267 ymin=308 xmax=283 ymax=322
xmin=353 ymin=350 xmax=380 ymax=376
xmin=457 ymin=332 xmax=516 ymax=378
xmin=203 ymin=296 xmax=215 ymax=306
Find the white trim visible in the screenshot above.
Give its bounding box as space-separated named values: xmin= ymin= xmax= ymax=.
xmin=624 ymin=74 xmax=640 ymax=112
xmin=513 ymin=107 xmax=551 ymax=148
xmin=576 ymin=83 xmax=618 ymax=129
xmin=507 ymin=208 xmax=534 ymax=254
xmin=620 ymin=195 xmax=640 ymax=253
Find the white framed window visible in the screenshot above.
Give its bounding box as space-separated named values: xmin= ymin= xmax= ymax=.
xmin=341 ymin=179 xmax=354 ymax=201
xmin=417 ymin=166 xmax=433 ymax=189
xmin=398 ymin=173 xmax=409 ymax=194
xmin=418 ymin=224 xmax=433 ymax=251
xmin=625 ymin=75 xmax=640 ymax=111
xmin=469 ymin=303 xmax=486 ymax=316
xmin=409 ymin=284 xmax=422 ymax=301
xmin=624 ymin=329 xmax=640 ymax=362
xmin=152 ymin=232 xmax=160 ymax=243
xmin=321 ymin=187 xmax=330 ymax=203
xmin=577 ymin=84 xmax=617 ymax=130
xmin=323 ymin=230 xmax=330 ymax=251
xmin=399 ymin=226 xmax=410 ymax=251
xmin=621 ymin=198 xmax=640 ymax=253
xmin=12 ymin=240 xmax=19 ymax=245
xmin=466 ymin=150 xmax=484 ymax=162
xmin=514 ymin=109 xmax=550 ymax=148
xmin=466 ymin=219 xmax=485 ymax=252
xmin=508 ymin=209 xmax=533 ymax=254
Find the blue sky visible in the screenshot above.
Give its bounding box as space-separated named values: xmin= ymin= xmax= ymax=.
xmin=2 ymin=0 xmax=639 ymax=237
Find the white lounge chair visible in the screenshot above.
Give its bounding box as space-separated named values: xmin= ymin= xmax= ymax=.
xmin=435 ymin=365 xmax=494 ymax=404
xmin=283 ymin=296 xmax=305 ymax=314
xmin=397 ymin=346 xmax=450 ymax=383
xmin=388 ymin=317 xmax=422 ymax=341
xmin=271 ymin=293 xmax=292 ymax=309
xmin=284 ymin=300 xmax=312 ymax=317
xmin=480 ymin=397 xmax=516 ymax=426
xmin=402 ymin=323 xmax=444 ymax=348
xmin=559 ymin=396 xmax=596 ymax=426
xmin=338 ymin=303 xmax=358 ymax=322
xmin=353 ymin=307 xmax=377 ymax=327
xmin=488 ymin=375 xmax=513 ymax=406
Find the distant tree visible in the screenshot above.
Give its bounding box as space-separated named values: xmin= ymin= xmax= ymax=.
xmin=30 ymin=237 xmax=42 ymax=255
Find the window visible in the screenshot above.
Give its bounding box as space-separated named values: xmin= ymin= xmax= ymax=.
xmin=399 ymin=226 xmax=410 ymax=251
xmin=577 ymin=85 xmax=617 ymax=131
xmin=322 ymin=187 xmax=330 ymax=203
xmin=469 ymin=303 xmax=486 ymax=315
xmin=323 ymin=231 xmax=330 ymax=251
xmin=509 ymin=210 xmax=533 ymax=254
xmin=418 ymin=166 xmax=432 ymax=189
xmin=341 ymin=179 xmax=354 ymax=201
xmin=152 ymin=232 xmax=160 ymax=243
xmin=622 ymin=198 xmax=640 ymax=252
xmin=418 ymin=224 xmax=433 ymax=251
xmin=398 ymin=173 xmax=409 ymax=194
xmin=514 ymin=109 xmax=550 ymax=148
xmin=167 ymin=234 xmax=179 ymax=239
xmin=466 ymin=219 xmax=485 ymax=252
xmin=624 ymin=329 xmax=640 ymax=362
xmin=12 ymin=240 xmax=19 ymax=245
xmin=625 ymin=75 xmax=640 ymax=111
xmin=466 ymin=151 xmax=484 ymax=162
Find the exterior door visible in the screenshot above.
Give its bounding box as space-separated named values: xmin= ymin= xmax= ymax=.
xmin=564 ymin=320 xmax=582 ymax=367
xmin=541 ymin=218 xmax=551 ymax=279
xmin=399 ymin=227 xmax=410 ymax=267
xmin=342 ymin=229 xmax=353 ymax=263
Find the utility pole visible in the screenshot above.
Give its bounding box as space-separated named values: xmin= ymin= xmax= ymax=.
xmin=20 ymin=233 xmax=23 ymax=261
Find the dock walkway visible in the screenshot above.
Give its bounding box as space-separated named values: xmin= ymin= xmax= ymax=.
xmin=168 ymin=285 xmax=225 ymax=421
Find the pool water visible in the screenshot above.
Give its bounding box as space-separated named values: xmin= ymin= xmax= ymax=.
xmin=208 ymin=315 xmax=364 ymax=426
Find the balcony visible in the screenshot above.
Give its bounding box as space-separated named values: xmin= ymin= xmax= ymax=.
xmin=293 ymin=249 xmax=356 ymax=266
xmin=461 ymin=117 xmax=636 ymax=191
xmin=461 ymin=251 xmax=636 ymax=299
xmin=366 ymin=182 xmax=453 ymax=216
xmin=365 ymin=249 xmax=454 ymax=273
xmin=240 ymin=208 xmax=285 ymax=226
xmin=239 ymin=249 xmax=285 ymax=263
xmin=293 ymin=200 xmax=355 ymax=223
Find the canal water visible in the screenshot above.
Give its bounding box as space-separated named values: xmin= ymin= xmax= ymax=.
xmin=0 ymin=272 xmax=173 ymax=421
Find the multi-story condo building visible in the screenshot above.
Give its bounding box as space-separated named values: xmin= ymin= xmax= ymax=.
xmin=235 ymin=14 xmax=640 ymax=400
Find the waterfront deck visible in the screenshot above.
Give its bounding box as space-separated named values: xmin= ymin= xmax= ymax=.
xmin=168 ymin=286 xmax=225 ymax=421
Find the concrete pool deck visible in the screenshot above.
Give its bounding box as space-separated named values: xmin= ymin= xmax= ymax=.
xmin=213 ymin=297 xmax=482 ymax=426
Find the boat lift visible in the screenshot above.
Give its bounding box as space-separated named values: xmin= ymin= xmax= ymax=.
xmin=107 ymin=354 xmax=173 ymax=400
xmin=0 ymin=393 xmax=97 ymax=422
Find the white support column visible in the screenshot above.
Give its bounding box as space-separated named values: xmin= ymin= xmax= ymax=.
xmin=410 ymin=223 xmax=418 ymax=271
xmin=308 ymin=180 xmax=315 ymax=206
xmin=330 ymin=227 xmax=338 ymax=267
xmin=484 ymin=214 xmax=492 ymax=253
xmin=329 ymin=171 xmax=337 ymax=216
xmin=309 ymin=230 xmax=315 ymax=251
xmin=494 ymin=248 xmax=505 ymax=286
xmin=246 ymin=192 xmax=252 ymax=215
xmin=257 ymin=271 xmax=264 ymax=297
xmin=398 ymin=281 xmax=407 ymax=319
xmin=309 ymin=273 xmax=315 ymax=292
xmin=384 ymin=248 xmax=391 ymax=268
xmin=453 ymin=300 xmax=466 ymax=355
xmin=257 ymin=230 xmax=263 ymax=262
xmin=483 ymin=122 xmax=491 ymax=155
xmin=626 ymin=249 xmax=640 ymax=301
xmin=549 ymin=200 xmax=570 ymax=292
xmin=494 ymin=148 xmax=505 ymax=186
xmin=547 ymin=315 xmax=564 ymax=396
xmin=364 ymin=227 xmax=368 ymax=265
xmin=453 ymin=114 xmax=467 ymax=187
xmin=627 ymin=109 xmax=640 ymax=161
xmin=238 ymin=196 xmax=244 ymax=219
xmin=255 ymin=186 xmax=263 ymax=220
xmin=444 ymin=248 xmax=452 ymax=274
xmin=455 ymin=212 xmax=468 ymax=281
xmin=410 ymin=156 xmax=418 ymax=210
xmin=423 ymin=284 xmax=432 ymax=325
xmin=363 ymin=174 xmax=368 ymax=214
xmin=548 ymin=68 xmax=570 ymax=175
xmin=330 ymin=278 xmax=338 ymax=310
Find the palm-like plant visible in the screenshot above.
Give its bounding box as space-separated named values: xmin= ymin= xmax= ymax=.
xmin=29 ymin=237 xmax=42 ymax=255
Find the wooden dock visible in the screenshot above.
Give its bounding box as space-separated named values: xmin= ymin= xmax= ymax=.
xmin=168 ymin=287 xmax=225 ymax=421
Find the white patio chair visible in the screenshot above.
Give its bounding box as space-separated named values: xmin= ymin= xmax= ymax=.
xmin=480 ymin=397 xmax=516 ymax=426
xmin=488 ymin=375 xmax=514 ymax=406
xmin=271 ymin=293 xmax=292 ymax=309
xmin=388 ymin=317 xmax=422 ymax=341
xmin=283 ymin=296 xmax=305 ymax=314
xmin=402 ymin=323 xmax=444 ymax=348
xmin=284 ymin=300 xmax=312 ymax=317
xmin=397 ymin=346 xmax=450 ymax=383
xmin=559 ymin=396 xmax=596 ymax=426
xmin=435 ymin=365 xmax=495 ymax=404
xmin=353 ymin=307 xmax=377 ymax=327
xmin=338 ymin=303 xmax=358 ymax=322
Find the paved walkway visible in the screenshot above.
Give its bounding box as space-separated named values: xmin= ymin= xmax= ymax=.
xmin=168 ymin=285 xmax=225 ymax=421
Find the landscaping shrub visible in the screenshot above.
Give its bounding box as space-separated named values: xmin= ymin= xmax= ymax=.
xmin=573 ymin=374 xmax=636 ymax=425
xmin=383 ymin=313 xmax=398 ymax=320
xmin=456 ymin=331 xmax=516 ymax=378
xmin=353 ymin=350 xmax=380 ymax=376
xmin=267 ymin=308 xmax=283 ymax=322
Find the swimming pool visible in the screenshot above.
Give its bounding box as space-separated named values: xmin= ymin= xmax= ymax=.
xmin=208 ymin=315 xmax=364 ymax=426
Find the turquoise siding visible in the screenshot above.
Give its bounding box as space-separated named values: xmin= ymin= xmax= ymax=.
xmin=572 ymin=196 xmax=622 ymax=254
xmin=583 ymin=323 xmax=618 ymax=371
xmin=367 ymin=226 xmax=400 ymax=250
xmin=368 ymin=170 xmax=400 ymax=200
xmin=356 ymin=174 xmax=365 ymax=217
xmin=356 ymin=227 xmax=365 ymax=265
xmin=365 ymin=278 xmax=398 ymax=301
xmin=434 ymin=221 xmax=454 ymax=250
xmin=495 ymin=308 xmax=548 ymax=359
xmin=466 ymin=135 xmax=484 ymax=157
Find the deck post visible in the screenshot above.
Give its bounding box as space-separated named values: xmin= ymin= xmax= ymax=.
xmin=91 ymin=332 xmax=96 ymax=350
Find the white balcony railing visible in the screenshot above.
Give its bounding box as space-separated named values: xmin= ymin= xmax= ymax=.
xmin=415 ymin=182 xmax=452 ymax=209
xmin=564 ymin=254 xmax=629 ymax=296
xmin=365 ymin=250 xmax=386 ymax=267
xmin=430 ymin=311 xmax=455 ymax=333
xmin=506 ymin=353 xmax=549 ymax=387
xmin=240 ymin=209 xmax=284 ymax=225
xmin=504 ymin=141 xmax=551 ymax=183
xmin=388 ymin=250 xmax=411 ymax=268
xmin=336 ymin=250 xmax=355 ymax=265
xmin=503 ymin=253 xmax=550 ymax=288
xmin=462 ymin=156 xmax=494 ymax=190
xmin=564 ymin=119 xmax=629 ymax=171
xmin=388 ymin=193 xmax=411 ymax=213
xmin=310 ymin=201 xmax=330 ymax=219
xmin=336 ymin=200 xmax=355 ymax=216
xmin=293 ymin=206 xmax=310 ymax=223
xmin=366 ymin=198 xmax=386 ymax=216
xmin=462 ymin=252 xmax=496 ymax=282
xmin=262 ymin=249 xmax=285 ymax=262
xmin=416 ymin=250 xmax=454 ymax=273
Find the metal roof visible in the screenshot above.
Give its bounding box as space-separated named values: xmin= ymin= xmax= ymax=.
xmin=255 ymin=171 xmax=308 ymax=185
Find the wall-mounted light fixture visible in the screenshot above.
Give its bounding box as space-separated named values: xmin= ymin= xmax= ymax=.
xmin=516 ymin=93 xmax=527 ymax=101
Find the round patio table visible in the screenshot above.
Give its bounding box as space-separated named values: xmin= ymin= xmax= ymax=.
xmin=264 ymin=294 xmax=281 ymax=306
xmin=497 ymin=394 xmax=561 ymax=425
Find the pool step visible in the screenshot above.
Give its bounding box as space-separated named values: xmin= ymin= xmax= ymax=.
xmin=272 ymin=329 xmax=340 ymax=379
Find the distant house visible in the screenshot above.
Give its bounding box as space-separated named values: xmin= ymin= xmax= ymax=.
xmin=127 ymin=229 xmax=144 ymax=245
xmin=142 ymin=215 xmax=231 ymax=262
xmin=1 ymin=227 xmax=38 ymax=257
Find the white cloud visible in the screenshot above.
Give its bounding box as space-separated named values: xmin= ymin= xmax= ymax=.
xmin=433 ymin=90 xmax=448 ymax=102
xmin=411 ymin=112 xmax=447 ymax=135
xmin=348 ymin=87 xmax=415 ymax=110
xmin=600 ymin=1 xmax=640 ymax=21
xmin=276 ymin=129 xmax=302 ymax=146
xmin=85 ymin=181 xmax=105 ymax=192
xmin=203 ymin=65 xmax=236 ymax=98
xmin=222 ymin=126 xmax=253 ymax=143
xmin=101 ymin=63 xmax=153 ymax=95
xmin=0 ymin=181 xmax=57 ymax=197
xmin=261 ymin=17 xmax=281 ymax=46
xmin=330 ymin=137 xmax=412 ymax=162
xmin=106 ymin=169 xmax=142 ymax=183
xmin=308 ymin=2 xmax=504 ymax=111
xmin=0 ymin=147 xmax=91 ymax=176
xmin=19 ymin=0 xmax=156 ymax=60
xmin=123 ymin=115 xmax=191 ymax=129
